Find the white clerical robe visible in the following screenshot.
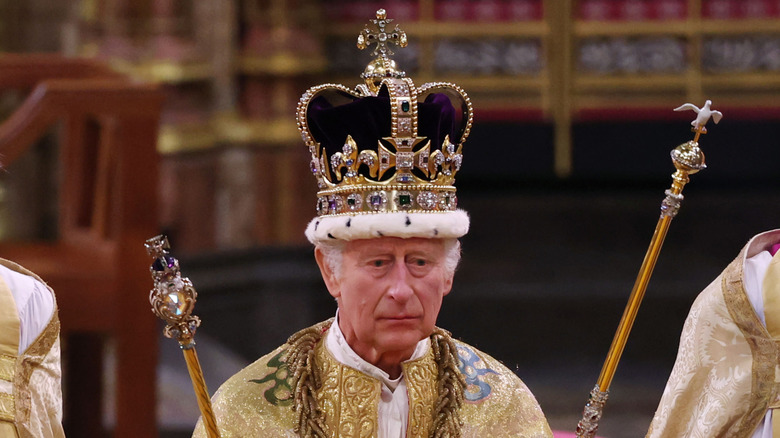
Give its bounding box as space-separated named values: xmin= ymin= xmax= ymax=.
xmin=0 ymin=258 xmax=64 ymax=438
xmin=744 ymin=247 xmax=774 ymax=438
xmin=647 ymin=229 xmax=780 ymax=438
xmin=0 ymin=264 xmax=55 ymax=354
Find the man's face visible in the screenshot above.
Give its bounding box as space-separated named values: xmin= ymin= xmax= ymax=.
xmin=316 ymin=237 xmax=454 ymax=366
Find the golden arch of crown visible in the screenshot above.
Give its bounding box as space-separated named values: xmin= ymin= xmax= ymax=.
xmin=296 ymin=9 xmax=473 ymax=218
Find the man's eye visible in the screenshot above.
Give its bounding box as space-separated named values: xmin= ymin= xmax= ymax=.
xmin=372 ymin=260 xmax=385 ymax=267
xmin=413 ymin=259 xmax=427 ymax=267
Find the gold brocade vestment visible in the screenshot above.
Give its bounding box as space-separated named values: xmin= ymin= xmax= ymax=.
xmin=0 ymin=259 xmax=64 ymax=438
xmin=647 ymin=230 xmax=780 ymax=438
xmin=193 ymin=322 xmax=552 ymax=438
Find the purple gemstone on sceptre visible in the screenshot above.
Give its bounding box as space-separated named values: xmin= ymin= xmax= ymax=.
xmin=152 ymin=255 xmax=176 ymax=271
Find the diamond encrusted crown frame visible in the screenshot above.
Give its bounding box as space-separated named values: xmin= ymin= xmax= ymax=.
xmin=296 ymin=9 xmax=473 ymax=220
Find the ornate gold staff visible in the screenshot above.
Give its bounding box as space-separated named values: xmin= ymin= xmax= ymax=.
xmin=145 ymin=235 xmax=221 ymax=438
xmin=575 ymin=101 xmax=722 ymax=438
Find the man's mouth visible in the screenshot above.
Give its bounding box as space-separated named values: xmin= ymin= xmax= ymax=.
xmin=380 ymin=315 xmax=419 ymax=320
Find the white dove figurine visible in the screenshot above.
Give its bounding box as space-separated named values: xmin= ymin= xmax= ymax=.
xmin=674 ymin=100 xmax=723 ymax=131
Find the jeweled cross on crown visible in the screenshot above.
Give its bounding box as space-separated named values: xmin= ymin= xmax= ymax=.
xmin=357 ymin=9 xmax=408 ymax=57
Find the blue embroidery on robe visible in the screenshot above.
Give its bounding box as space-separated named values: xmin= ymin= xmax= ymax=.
xmin=456 ymin=344 xmax=497 ymax=402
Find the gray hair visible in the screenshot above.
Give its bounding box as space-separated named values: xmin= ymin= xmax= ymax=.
xmin=317 ymin=238 xmax=462 ymax=280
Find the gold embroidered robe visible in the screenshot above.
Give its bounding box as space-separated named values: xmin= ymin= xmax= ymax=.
xmin=193 ymin=322 xmax=552 ymax=438
xmin=646 ymin=230 xmax=780 ymax=438
xmin=0 ymin=259 xmax=64 ymax=438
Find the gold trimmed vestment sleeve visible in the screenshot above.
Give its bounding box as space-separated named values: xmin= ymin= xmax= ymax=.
xmin=646 ymin=236 xmax=780 ymax=438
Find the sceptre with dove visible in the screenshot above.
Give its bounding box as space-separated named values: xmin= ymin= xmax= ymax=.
xmin=674 ymin=100 xmax=723 ymax=141
xmin=575 ymin=101 xmax=722 ymax=438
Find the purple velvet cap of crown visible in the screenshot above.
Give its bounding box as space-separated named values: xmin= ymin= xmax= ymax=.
xmin=307 ymin=88 xmax=458 ymax=160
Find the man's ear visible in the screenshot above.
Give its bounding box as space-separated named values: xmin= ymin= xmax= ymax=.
xmin=314 ymin=246 xmax=341 ymax=299
xmin=442 ymin=273 xmax=454 ymax=297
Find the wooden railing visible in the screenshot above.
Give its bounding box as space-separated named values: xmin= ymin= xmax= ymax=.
xmin=0 ymin=54 xmax=163 ymax=438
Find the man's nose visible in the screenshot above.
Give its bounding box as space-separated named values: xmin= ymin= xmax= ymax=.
xmin=387 ymin=262 xmax=414 ymax=301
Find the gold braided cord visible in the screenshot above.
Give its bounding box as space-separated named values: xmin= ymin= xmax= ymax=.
xmin=285 ymin=321 xmax=465 ymax=438
xmin=430 ymin=327 xmax=465 ymax=438
xmin=286 ymin=322 xmax=329 ymax=438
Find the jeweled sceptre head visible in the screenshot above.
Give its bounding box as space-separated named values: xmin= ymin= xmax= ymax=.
xmin=297 ymin=9 xmax=473 ymax=244
xmin=660 ymin=100 xmax=723 ymax=218
xmin=144 ymin=235 xmax=218 ymax=437
xmin=145 ymin=235 xmax=201 ymax=347
xmin=669 ymin=99 xmax=723 ymax=177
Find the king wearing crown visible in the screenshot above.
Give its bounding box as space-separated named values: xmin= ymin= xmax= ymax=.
xmin=193 ymin=10 xmax=552 ymax=438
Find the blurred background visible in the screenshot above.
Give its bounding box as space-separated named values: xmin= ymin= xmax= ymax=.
xmin=0 ymin=0 xmax=779 ymax=436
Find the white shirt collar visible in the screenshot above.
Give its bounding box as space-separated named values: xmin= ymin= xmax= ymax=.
xmin=327 ymin=311 xmax=430 ymax=390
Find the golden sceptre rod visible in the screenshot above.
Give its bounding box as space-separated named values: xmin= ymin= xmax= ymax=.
xmin=575 ymin=101 xmax=722 ymax=438
xmin=145 ymin=235 xmax=221 ymax=438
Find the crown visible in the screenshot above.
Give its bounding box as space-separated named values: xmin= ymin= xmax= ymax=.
xmin=297 ymin=9 xmax=473 ymax=243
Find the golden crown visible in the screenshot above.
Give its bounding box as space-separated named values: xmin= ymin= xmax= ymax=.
xmin=296 ymin=9 xmax=473 ymax=219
